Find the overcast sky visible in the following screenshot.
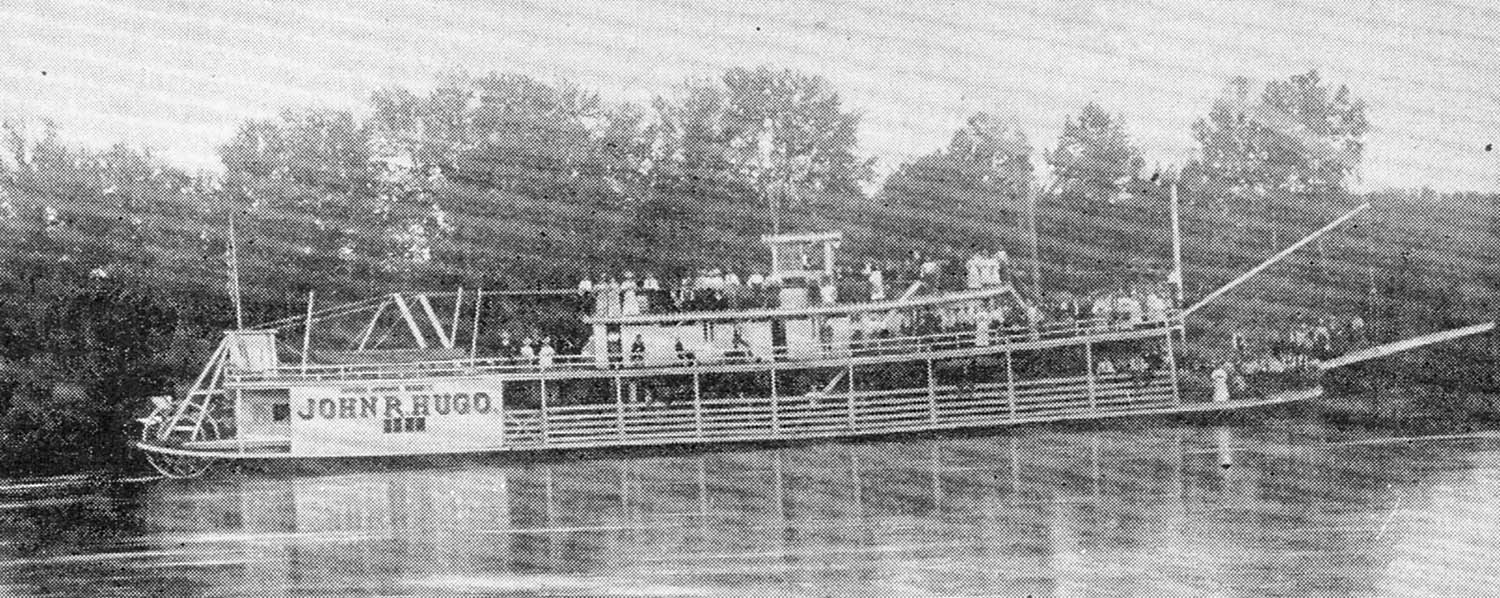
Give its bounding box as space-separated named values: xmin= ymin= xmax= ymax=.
xmin=1 ymin=0 xmax=1496 ymax=191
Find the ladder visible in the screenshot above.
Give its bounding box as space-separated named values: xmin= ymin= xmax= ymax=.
xmin=155 ymin=339 xmax=232 ymax=441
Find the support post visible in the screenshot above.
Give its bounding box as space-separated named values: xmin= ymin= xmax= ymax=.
xmin=497 ymin=382 xmax=506 ymax=449
xmin=234 ymin=388 xmax=244 ymax=453
xmin=615 ymin=376 xmax=625 ymax=438
xmin=450 ymin=287 xmax=464 ymax=345
xmin=823 ymin=242 xmax=835 ymax=277
xmin=693 ymin=373 xmax=703 ymax=438
xmin=228 ymin=217 xmax=244 ymax=330
xmin=1169 ymin=182 xmax=1185 ymax=308
xmin=1005 ymin=349 xmax=1017 ymax=418
xmin=300 ymin=291 xmax=315 ymax=374
xmin=356 ymin=300 xmax=390 ymax=352
xmin=927 ymin=359 xmax=937 ymax=422
xmin=469 ymin=288 xmax=483 ymax=361
xmin=1165 ymin=327 xmax=1182 ymax=406
xmin=1084 ymin=342 xmax=1097 ymax=410
xmin=392 ymin=294 xmax=429 ymax=349
xmin=846 ymin=363 xmax=856 ymax=430
xmin=539 ymin=378 xmax=549 ymax=444
xmin=417 ymin=294 xmax=453 ymax=349
xmin=770 ymin=368 xmax=780 ymax=435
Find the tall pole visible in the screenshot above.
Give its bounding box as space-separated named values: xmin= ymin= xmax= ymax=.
xmin=300 ymin=291 xmax=315 ymax=374
xmin=1169 ymin=182 xmax=1184 ymax=309
xmin=469 ymin=287 xmax=483 ymax=361
xmin=1028 ymin=181 xmax=1042 ymax=299
xmin=228 ymin=217 xmax=244 ymax=330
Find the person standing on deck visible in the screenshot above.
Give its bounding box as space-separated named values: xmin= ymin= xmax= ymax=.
xmin=748 ymin=272 xmax=768 ymax=307
xmin=995 ymin=250 xmax=1011 ymax=285
xmin=621 ymin=283 xmax=641 ymax=316
xmin=519 ymin=336 xmax=537 ymax=366
xmin=966 ymin=252 xmax=987 ymax=289
xmin=864 ymin=262 xmax=886 ymax=301
xmin=1313 ymin=319 xmax=1332 ymax=355
xmin=1116 ymin=292 xmax=1142 ymax=328
xmin=1212 ymin=364 xmax=1231 ymax=402
xmin=1145 ymin=292 xmax=1167 ymax=322
xmin=603 ymin=278 xmax=622 ymax=317
xmin=1091 ymin=294 xmax=1111 ymax=327
xmin=606 ymin=330 xmax=624 ymax=369
xmin=820 ymin=278 xmax=838 ymax=304
xmin=499 ymin=331 xmax=517 ymax=365
xmin=1128 ymin=353 xmax=1149 ymax=391
xmin=723 ymin=270 xmax=744 ymax=308
xmin=675 ymin=277 xmax=692 ymax=311
xmin=730 ymin=328 xmax=753 ymax=361
xmin=630 ymin=334 xmax=647 ymax=365
xmin=538 ymin=337 xmax=556 ymax=368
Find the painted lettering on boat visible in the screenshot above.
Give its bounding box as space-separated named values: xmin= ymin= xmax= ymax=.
xmin=296 ymin=391 xmax=493 ymax=420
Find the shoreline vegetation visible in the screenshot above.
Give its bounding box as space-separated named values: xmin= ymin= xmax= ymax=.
xmin=0 ymin=66 xmax=1494 ymax=477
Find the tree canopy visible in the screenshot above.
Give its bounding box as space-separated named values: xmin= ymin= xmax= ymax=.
xmin=654 ymin=66 xmax=871 ymax=230
xmin=1189 ymin=71 xmax=1369 ymax=203
xmin=1044 ymin=103 xmax=1144 ymax=203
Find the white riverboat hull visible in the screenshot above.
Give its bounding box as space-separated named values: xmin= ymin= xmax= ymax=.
xmin=136 ymin=386 xmax=1318 ymax=463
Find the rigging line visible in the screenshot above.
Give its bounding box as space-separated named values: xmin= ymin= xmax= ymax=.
xmin=1182 ymin=202 xmax=1370 ymax=318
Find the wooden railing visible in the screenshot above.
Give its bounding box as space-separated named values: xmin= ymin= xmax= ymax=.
xmin=182 ymin=371 xmax=1186 ymax=455
xmin=490 ymin=372 xmax=1176 ymax=451
xmin=226 ymin=313 xmax=1181 ymax=385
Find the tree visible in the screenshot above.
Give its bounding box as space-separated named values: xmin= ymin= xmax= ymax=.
xmin=880 ymin=113 xmax=1034 ymax=253
xmin=1045 ymin=103 xmax=1144 ymax=203
xmin=654 ymin=66 xmax=871 ymax=231
xmin=221 ymin=110 xmax=371 ymax=192
xmin=0 ymin=282 xmax=177 ymax=476
xmin=1190 ymin=71 xmax=1368 ymax=204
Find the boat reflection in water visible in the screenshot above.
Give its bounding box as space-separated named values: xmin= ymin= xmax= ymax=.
xmin=122 ymin=423 xmax=1500 ymax=597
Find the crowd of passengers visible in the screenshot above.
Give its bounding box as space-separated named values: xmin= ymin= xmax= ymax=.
xmin=578 ymin=250 xmax=1176 ymax=320
xmin=1197 ymin=313 xmax=1372 ymax=401
xmin=467 ymin=248 xmax=1178 ymax=369
xmin=1225 ymin=314 xmax=1370 ymax=375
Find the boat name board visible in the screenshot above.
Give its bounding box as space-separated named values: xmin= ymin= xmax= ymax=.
xmin=294 ymin=384 xmax=496 ymax=421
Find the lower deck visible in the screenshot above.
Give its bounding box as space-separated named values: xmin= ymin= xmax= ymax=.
xmin=145 ymin=371 xmax=1318 ymax=460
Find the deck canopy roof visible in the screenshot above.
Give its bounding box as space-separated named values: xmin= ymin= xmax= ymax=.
xmin=584 ymin=286 xmax=1013 ymax=325
xmin=760 ymin=231 xmax=843 ymax=245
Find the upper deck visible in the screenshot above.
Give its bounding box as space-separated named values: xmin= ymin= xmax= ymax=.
xmin=221 ymin=229 xmax=1180 ymax=388
xmin=224 ymin=312 xmax=1183 ymax=388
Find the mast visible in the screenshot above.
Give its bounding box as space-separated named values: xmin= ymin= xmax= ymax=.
xmin=1028 ymin=180 xmax=1042 ymax=298
xmin=228 ymin=217 xmax=244 ymax=330
xmin=1169 ymin=181 xmax=1184 ymax=308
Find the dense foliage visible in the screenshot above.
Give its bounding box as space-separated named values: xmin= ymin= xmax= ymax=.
xmin=0 ymin=68 xmax=1492 ymax=476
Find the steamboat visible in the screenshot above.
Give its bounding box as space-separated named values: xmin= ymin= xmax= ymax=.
xmin=137 ymin=200 xmax=1381 ymax=479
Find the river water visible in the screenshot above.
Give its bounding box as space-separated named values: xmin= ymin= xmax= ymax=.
xmin=4 ymin=409 xmax=1500 ymax=597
